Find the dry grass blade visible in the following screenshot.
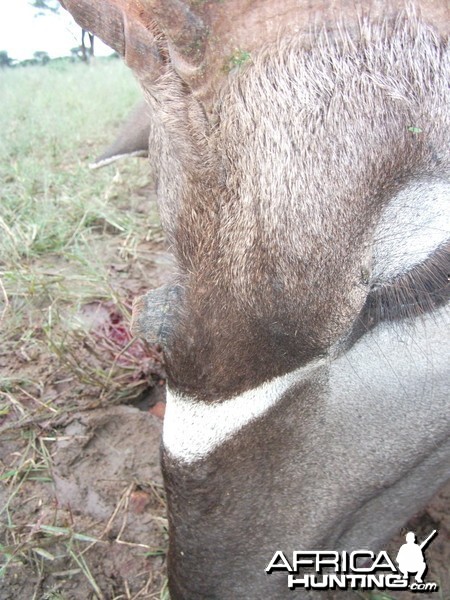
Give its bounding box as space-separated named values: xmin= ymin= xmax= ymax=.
xmin=0 ymin=275 xmax=9 ymax=330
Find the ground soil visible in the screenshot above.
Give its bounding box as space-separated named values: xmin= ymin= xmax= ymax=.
xmin=0 ymin=408 xmax=167 ymax=600
xmin=0 ymin=184 xmax=171 ymax=600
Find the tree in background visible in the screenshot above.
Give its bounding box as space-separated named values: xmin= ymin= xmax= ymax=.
xmin=81 ymin=29 xmax=95 ymax=62
xmin=30 ymin=0 xmax=95 ymax=62
xmin=0 ymin=50 xmax=13 ymax=68
xmin=30 ymin=0 xmax=59 ymax=14
xmin=33 ymin=50 xmax=50 ymax=65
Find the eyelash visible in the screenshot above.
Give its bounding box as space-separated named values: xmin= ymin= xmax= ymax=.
xmin=362 ymin=242 xmax=450 ymax=326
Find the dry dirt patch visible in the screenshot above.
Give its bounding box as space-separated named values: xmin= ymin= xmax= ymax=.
xmin=0 ymin=406 xmax=167 ymax=600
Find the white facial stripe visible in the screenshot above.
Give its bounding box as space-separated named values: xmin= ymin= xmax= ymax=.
xmin=372 ymin=180 xmax=449 ymax=281
xmin=163 ymin=359 xmax=324 ymax=463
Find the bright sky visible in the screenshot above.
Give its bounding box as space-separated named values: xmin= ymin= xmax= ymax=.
xmin=0 ymin=0 xmax=113 ymax=61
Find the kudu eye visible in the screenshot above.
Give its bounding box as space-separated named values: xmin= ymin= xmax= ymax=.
xmin=365 ymin=179 xmax=450 ymax=323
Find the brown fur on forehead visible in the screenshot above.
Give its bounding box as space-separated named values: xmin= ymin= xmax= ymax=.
xmin=165 ymin=14 xmax=448 ymax=398
xmin=177 ymin=14 xmax=448 ymax=270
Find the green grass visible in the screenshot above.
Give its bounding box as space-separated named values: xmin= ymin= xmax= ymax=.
xmin=0 ymin=59 xmax=167 ymax=599
xmin=0 ymin=59 xmax=148 ymax=264
xmin=0 ymin=59 xmax=163 ymax=410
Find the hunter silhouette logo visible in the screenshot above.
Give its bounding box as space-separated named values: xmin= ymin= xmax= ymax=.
xmin=266 ymin=530 xmax=439 ymax=593
xmin=396 ymin=530 xmax=437 ymax=583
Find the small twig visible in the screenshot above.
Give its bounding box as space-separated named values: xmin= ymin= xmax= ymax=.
xmin=80 ymin=482 xmax=134 ymax=556
xmin=0 ymin=275 xmax=10 ymax=329
xmin=17 ymin=386 xmax=58 ymax=414
xmin=131 ymin=571 xmax=156 ymax=600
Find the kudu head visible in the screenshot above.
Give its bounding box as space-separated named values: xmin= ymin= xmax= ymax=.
xmin=60 ymin=1 xmax=449 ymax=597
